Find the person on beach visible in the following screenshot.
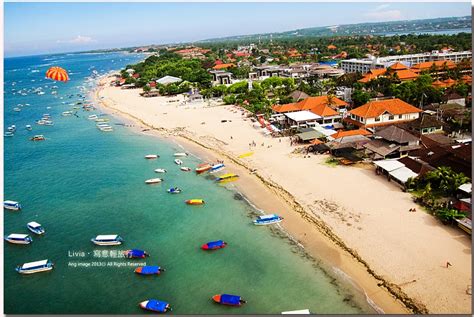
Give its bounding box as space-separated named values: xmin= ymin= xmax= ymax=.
xmin=446 ymin=261 xmax=452 ymax=268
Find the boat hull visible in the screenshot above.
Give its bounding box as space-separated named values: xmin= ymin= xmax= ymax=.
xmin=91 ymin=240 xmax=122 ymax=246
xmin=5 ymin=238 xmax=32 ymax=245
xmin=253 ymin=219 xmax=283 ymax=225
xmin=186 ymin=199 xmax=205 ymax=205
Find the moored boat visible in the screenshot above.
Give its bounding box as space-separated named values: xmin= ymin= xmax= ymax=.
xmin=201 ymin=240 xmax=227 ymax=250
xmin=139 ymin=300 xmax=172 ymax=313
xmin=145 ymin=154 xmax=159 ymax=159
xmin=212 ymin=294 xmax=246 ymax=306
xmin=281 ymin=309 xmax=311 ymax=314
xmin=209 ymin=163 xmax=225 ymax=174
xmin=145 ymin=178 xmax=163 ymax=184
xmin=135 ymin=266 xmax=165 ymax=275
xmin=62 ymin=111 xmax=73 ymax=116
xmin=88 ymin=114 xmax=98 ymax=120
xmin=25 ymin=125 xmax=32 ymax=131
xmin=5 ymin=234 xmax=33 ymax=245
xmin=30 ymin=135 xmax=45 ymax=141
xmin=195 ymin=163 xmax=212 ymax=174
xmin=167 ymin=187 xmax=182 ymax=194
xmin=124 ymin=249 xmax=149 ymax=259
xmin=91 ymin=235 xmax=123 ymax=246
xmin=180 ymin=166 xmax=191 ymax=172
xmin=216 ymin=173 xmax=239 ymax=182
xmin=174 ymin=159 xmax=183 ymax=165
xmin=4 ymin=131 xmax=14 ymax=137
xmin=13 ymin=107 xmax=21 ymax=112
xmin=16 ymin=259 xmax=54 ymax=274
xmin=174 ymin=152 xmax=188 ymax=157
xmin=185 ymin=199 xmax=205 ymax=205
xmin=253 ymin=214 xmax=283 ymax=225
xmin=4 ymin=200 xmax=21 ymax=211
xmin=27 ymin=222 xmax=45 ymax=235
xmin=154 ymin=168 xmax=167 ymax=173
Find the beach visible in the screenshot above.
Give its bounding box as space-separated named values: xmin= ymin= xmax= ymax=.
xmin=95 ymin=75 xmax=472 ymax=314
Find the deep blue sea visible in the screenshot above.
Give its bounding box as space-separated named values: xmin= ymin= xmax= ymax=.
xmin=4 ymin=52 xmax=376 ymax=314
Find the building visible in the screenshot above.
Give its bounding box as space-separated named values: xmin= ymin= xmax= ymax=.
xmin=341 ymin=50 xmax=472 ymax=74
xmin=346 ymin=98 xmax=422 ymax=129
xmin=156 ymin=76 xmax=182 ymax=85
xmin=358 ymin=62 xmax=419 ymax=83
xmin=209 ymin=70 xmax=233 ymax=85
xmin=398 ymin=114 xmax=444 ymax=135
xmin=253 ymin=65 xmax=284 ymax=78
xmin=174 ymin=47 xmax=210 ymax=59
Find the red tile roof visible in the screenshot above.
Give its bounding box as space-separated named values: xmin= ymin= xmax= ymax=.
xmin=272 ymin=96 xmax=347 ymax=117
xmin=411 ymin=60 xmax=456 ymax=73
xmin=331 ymin=129 xmax=372 ymax=139
xmin=272 ymin=103 xmax=300 ymax=113
xmin=388 ymin=62 xmax=408 ymax=71
xmin=349 ymin=98 xmax=422 ymax=118
xmin=212 ymin=63 xmax=235 ymax=70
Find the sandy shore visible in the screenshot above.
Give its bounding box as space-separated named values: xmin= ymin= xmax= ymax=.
xmin=93 ymin=76 xmax=471 ymax=314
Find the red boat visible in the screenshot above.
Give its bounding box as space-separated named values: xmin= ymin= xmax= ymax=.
xmin=201 ymin=240 xmax=227 ymax=250
xmin=195 ymin=163 xmax=212 ymax=174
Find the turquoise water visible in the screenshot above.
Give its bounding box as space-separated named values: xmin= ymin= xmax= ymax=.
xmin=4 ymin=52 xmax=376 ymax=314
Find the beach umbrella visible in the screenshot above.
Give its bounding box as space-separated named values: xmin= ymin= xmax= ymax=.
xmin=45 ymin=66 xmax=69 ymax=82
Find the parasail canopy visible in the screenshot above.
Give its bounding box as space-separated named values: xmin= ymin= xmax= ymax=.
xmin=46 ymin=66 xmax=69 ymax=82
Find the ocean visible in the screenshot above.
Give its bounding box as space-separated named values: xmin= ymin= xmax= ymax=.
xmin=4 ymin=52 xmax=376 ymax=314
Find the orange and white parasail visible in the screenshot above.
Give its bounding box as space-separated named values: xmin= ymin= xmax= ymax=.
xmin=45 ymin=66 xmax=69 ymax=82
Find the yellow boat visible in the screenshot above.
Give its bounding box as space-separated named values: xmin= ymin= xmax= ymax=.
xmin=238 ymin=152 xmax=254 ymax=158
xmin=216 ymin=173 xmax=239 ymax=183
xmin=185 ymin=199 xmax=205 ymax=205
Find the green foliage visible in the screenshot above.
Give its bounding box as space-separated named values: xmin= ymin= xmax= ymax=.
xmin=414 ymin=166 xmax=470 ymax=197
xmin=223 ymin=95 xmax=236 ymax=105
xmin=351 ymin=89 xmax=371 ymax=106
xmin=228 ymin=81 xmax=248 ymax=94
xmin=142 ymin=85 xmax=151 ymax=92
xmin=435 ymin=208 xmax=466 ymax=224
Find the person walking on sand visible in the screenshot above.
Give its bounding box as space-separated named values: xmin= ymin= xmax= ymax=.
xmin=446 ymin=261 xmax=452 ymax=268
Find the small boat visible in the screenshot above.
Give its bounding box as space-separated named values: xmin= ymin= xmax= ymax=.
xmin=91 ymin=235 xmax=123 ymax=246
xmin=4 ymin=200 xmax=21 ymax=211
xmin=212 ymin=294 xmax=246 ymax=306
xmin=25 ymin=125 xmax=32 ymax=131
xmin=174 ymin=152 xmax=188 ymax=157
xmin=180 ymin=167 xmax=191 ymax=172
xmin=27 ymin=222 xmax=45 ymax=235
xmin=16 ymin=259 xmax=54 ymax=274
xmin=88 ymin=114 xmax=98 ymax=120
xmin=62 ymin=111 xmax=73 ymax=116
xmin=216 ymin=173 xmax=239 ymax=182
xmin=155 ymin=168 xmax=167 ymax=173
xmin=43 ymin=121 xmax=54 ymax=126
xmin=36 ymin=120 xmax=46 ymax=125
xmin=281 ymin=309 xmax=311 ymax=314
xmin=13 ymin=107 xmax=21 ymax=112
xmin=195 ymin=163 xmax=212 ymax=174
xmin=95 ymin=118 xmax=109 ymax=123
xmin=253 ymin=214 xmax=283 ymax=225
xmin=209 ymin=163 xmax=225 ymax=174
xmin=124 ymin=249 xmax=149 ymax=259
xmin=4 ymin=132 xmax=14 ymax=137
xmin=8 ymin=125 xmax=16 ymax=132
xmin=5 ymin=234 xmax=33 ymax=245
xmin=30 ymin=135 xmax=45 ymax=141
xmin=135 ymin=266 xmax=165 ymax=275
xmin=201 ymin=240 xmax=227 ymax=250
xmin=145 ymin=154 xmax=159 ymax=159
xmin=167 ymin=187 xmax=182 ymax=194
xmin=99 ymin=126 xmax=113 ymax=132
xmin=186 ymin=199 xmax=205 ymax=205
xmin=174 ymin=159 xmax=183 ymax=165
xmin=139 ymin=300 xmax=172 ymax=313
xmin=145 ymin=178 xmax=163 ymax=184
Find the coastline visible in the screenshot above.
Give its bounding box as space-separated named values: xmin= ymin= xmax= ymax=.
xmin=91 ymin=74 xmax=471 ymax=314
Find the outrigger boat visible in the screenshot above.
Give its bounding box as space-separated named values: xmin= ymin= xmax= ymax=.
xmin=145 ymin=154 xmax=159 ymax=159
xmin=195 ymin=163 xmax=212 ymax=174
xmin=186 ymin=199 xmax=205 ymax=205
xmin=16 ymin=259 xmax=54 ymax=274
xmin=4 ymin=200 xmax=22 ymax=211
xmin=88 ymin=114 xmax=98 ymax=120
xmin=135 ymin=266 xmax=165 ymax=275
xmin=145 ymin=178 xmax=163 ymax=184
xmin=253 ymin=214 xmax=283 ymax=225
xmin=91 ymin=235 xmax=123 ymax=246
xmin=5 ymin=234 xmax=33 ymax=245
xmin=209 ymin=163 xmax=225 ymax=174
xmin=124 ymin=249 xmax=149 ymax=259
xmin=167 ymin=187 xmax=182 ymax=194
xmin=27 ymin=222 xmax=45 ymax=235
xmin=174 ymin=152 xmax=188 ymax=157
xmin=174 ymin=159 xmax=183 ymax=165
xmin=216 ymin=173 xmax=239 ymax=183
xmin=139 ymin=300 xmax=172 ymax=313
xmin=4 ymin=132 xmax=14 ymax=137
xmin=212 ymin=294 xmax=247 ymax=306
xmin=201 ymin=240 xmax=227 ymax=250
xmin=30 ymin=135 xmax=45 ymax=141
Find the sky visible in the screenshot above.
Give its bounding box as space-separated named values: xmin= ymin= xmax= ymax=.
xmin=4 ymin=2 xmax=472 ymax=57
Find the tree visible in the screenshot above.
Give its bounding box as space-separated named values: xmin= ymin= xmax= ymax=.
xmin=351 ymin=89 xmax=370 ymax=106
xmin=143 ymin=85 xmax=151 ymax=92
xmin=435 ymin=208 xmax=466 ymax=225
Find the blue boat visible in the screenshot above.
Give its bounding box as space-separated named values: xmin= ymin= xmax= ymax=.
xmin=167 ymin=187 xmax=182 ymax=194
xmin=209 ymin=163 xmax=225 ymax=174
xmin=201 ymin=240 xmax=227 ymax=250
xmin=253 ymin=214 xmax=283 ymax=225
xmin=139 ymin=299 xmax=172 ymax=313
xmin=212 ymin=294 xmax=246 ymax=306
xmin=124 ymin=249 xmax=149 ymax=259
xmin=135 ymin=266 xmax=165 ymax=275
xmin=27 ymin=222 xmax=45 ymax=235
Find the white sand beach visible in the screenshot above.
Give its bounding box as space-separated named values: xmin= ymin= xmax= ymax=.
xmin=94 ymin=76 xmax=471 ymax=314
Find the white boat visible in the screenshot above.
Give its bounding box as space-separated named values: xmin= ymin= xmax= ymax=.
xmin=253 ymin=214 xmax=283 ymax=225
xmin=16 ymin=259 xmax=54 ymax=274
xmin=99 ymin=126 xmax=113 ymax=132
xmin=27 ymin=222 xmax=45 ymax=235
xmin=174 ymin=152 xmax=188 ymax=157
xmin=13 ymin=107 xmax=21 ymax=112
xmin=91 ymin=235 xmax=123 ymax=246
xmin=62 ymin=111 xmax=73 ymax=116
xmin=4 ymin=132 xmax=14 ymax=137
xmin=5 ymin=233 xmax=33 ymax=245
xmin=4 ymin=200 xmax=21 ymax=211
xmin=25 ymin=125 xmax=32 ymax=131
xmin=7 ymin=125 xmax=16 ymax=132
xmin=154 ymin=168 xmax=167 ymax=173
xmin=36 ymin=120 xmax=46 ymax=125
xmin=95 ymin=118 xmax=109 ymax=123
xmin=88 ymin=114 xmax=98 ymax=120
xmin=281 ymin=309 xmax=310 ymax=314
xmin=145 ymin=154 xmax=159 ymax=159
xmin=180 ymin=167 xmax=191 ymax=172
xmin=145 ymin=178 xmax=163 ymax=184
xmin=174 ymin=159 xmax=183 ymax=165
xmin=209 ymin=163 xmax=225 ymax=174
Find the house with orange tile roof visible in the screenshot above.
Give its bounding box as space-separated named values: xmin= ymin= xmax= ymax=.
xmin=331 ymin=129 xmax=372 ymax=139
xmin=460 ymin=75 xmax=472 ymax=85
xmin=345 ymin=98 xmax=422 ymax=129
xmin=411 ymin=60 xmax=456 ymax=73
xmin=212 ymin=63 xmax=235 ymax=70
xmin=327 ymin=44 xmax=337 ymax=50
xmin=358 ymin=62 xmax=418 ymax=83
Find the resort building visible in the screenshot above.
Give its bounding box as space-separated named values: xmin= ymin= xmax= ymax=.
xmin=174 ymin=47 xmax=210 ymax=59
xmin=358 ymin=62 xmax=419 ymax=83
xmin=156 ymin=75 xmax=182 ymax=85
xmin=209 ymin=70 xmax=234 ymax=85
xmin=345 ymin=98 xmax=422 ymax=129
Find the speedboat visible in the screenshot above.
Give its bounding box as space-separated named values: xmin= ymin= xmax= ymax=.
xmin=43 ymin=121 xmax=54 ymax=126
xmin=4 ymin=131 xmax=14 ymax=137
xmin=180 ymin=167 xmax=191 ymax=172
xmin=62 ymin=111 xmax=73 ymax=116
xmin=91 ymin=235 xmax=123 ymax=246
xmin=212 ymin=294 xmax=246 ymax=306
xmin=174 ymin=152 xmax=188 ymax=157
xmin=27 ymin=222 xmax=45 ymax=235
xmin=88 ymin=114 xmax=98 ymax=120
xmin=5 ymin=234 xmax=33 ymax=245
xmin=174 ymin=159 xmax=183 ymax=165
xmin=185 ymin=199 xmax=205 ymax=205
xmin=30 ymin=135 xmax=45 ymax=141
xmin=139 ymin=300 xmax=172 ymax=313
xmin=124 ymin=249 xmax=149 ymax=259
xmin=4 ymin=200 xmax=21 ymax=211
xmin=145 ymin=178 xmax=163 ymax=184
xmin=195 ymin=163 xmax=212 ymax=174
xmin=145 ymin=154 xmax=159 ymax=159
xmin=167 ymin=187 xmax=182 ymax=194
xmin=216 ymin=173 xmax=239 ymax=182
xmin=154 ymin=168 xmax=167 ymax=173
xmin=16 ymin=259 xmax=54 ymax=274
xmin=253 ymin=214 xmax=283 ymax=225
xmin=25 ymin=125 xmax=32 ymax=131
xmin=135 ymin=266 xmax=165 ymax=275
xmin=201 ymin=240 xmax=227 ymax=250
xmin=8 ymin=125 xmax=16 ymax=132
xmin=209 ymin=163 xmax=225 ymax=174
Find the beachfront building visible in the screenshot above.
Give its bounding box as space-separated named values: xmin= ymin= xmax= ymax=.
xmin=363 ymin=125 xmax=421 ymax=159
xmin=345 ymin=98 xmax=422 ymax=130
xmin=283 ymin=111 xmax=321 ymax=129
xmin=156 ymin=75 xmax=182 ymax=85
xmin=373 ymin=159 xmax=420 ymax=188
xmin=210 ymin=70 xmax=234 ymax=85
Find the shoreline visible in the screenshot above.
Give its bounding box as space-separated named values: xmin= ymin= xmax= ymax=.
xmin=91 ymin=76 xmax=413 ymax=314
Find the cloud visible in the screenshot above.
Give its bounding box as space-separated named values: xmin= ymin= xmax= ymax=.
xmin=57 ymin=35 xmax=97 ymax=44
xmin=364 ymin=4 xmax=402 ymax=21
